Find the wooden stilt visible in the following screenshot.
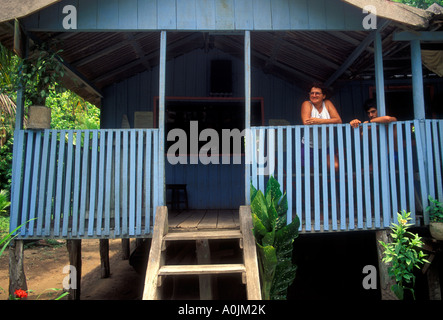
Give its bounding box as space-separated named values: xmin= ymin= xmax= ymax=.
xmin=67 ymin=239 xmax=82 ymax=300
xmin=375 ymin=230 xmax=398 ymax=300
xmin=196 ymin=239 xmax=213 ymax=299
xmin=8 ymin=240 xmax=27 ymax=299
xmin=122 ymin=239 xmax=130 ymax=260
xmin=100 ymin=239 xmax=110 ymax=278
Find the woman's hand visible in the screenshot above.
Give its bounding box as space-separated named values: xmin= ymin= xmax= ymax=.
xmin=350 ymin=119 xmax=361 ymax=128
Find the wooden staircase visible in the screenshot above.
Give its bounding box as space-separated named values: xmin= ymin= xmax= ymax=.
xmin=142 ymin=206 xmax=261 ymax=300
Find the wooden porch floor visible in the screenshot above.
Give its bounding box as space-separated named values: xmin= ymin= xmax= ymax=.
xmin=167 ymin=209 xmax=240 ymax=231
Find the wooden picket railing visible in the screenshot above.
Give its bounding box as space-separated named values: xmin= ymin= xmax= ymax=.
xmin=247 ymin=120 xmax=442 ymax=232
xmin=10 ymin=129 xmax=162 ymax=239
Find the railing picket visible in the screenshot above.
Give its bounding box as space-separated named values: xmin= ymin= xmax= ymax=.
xmin=79 ymin=131 xmax=90 ymax=236
xmin=88 ymin=131 xmax=98 ymax=236
xmin=72 ymin=131 xmax=82 ymax=236
xmin=10 ymin=129 xmax=25 ymax=234
xmin=122 ymin=130 xmax=129 ymax=235
xmin=114 ymin=131 xmax=121 ymax=236
xmin=370 ymin=123 xmax=381 ymax=228
xmin=396 ymin=123 xmax=406 ymax=213
xmin=28 ymin=131 xmax=42 ymax=236
xmin=313 ymin=126 xmax=320 ymax=231
xmin=21 ymin=131 xmax=34 ymax=236
xmin=37 ymin=130 xmax=50 ymax=236
xmin=277 ymin=127 xmax=283 ymax=188
xmin=415 ymin=120 xmax=429 ymax=223
xmin=362 ymin=125 xmax=372 ymax=229
xmin=405 ymin=122 xmax=416 ymax=220
xmin=129 ymin=130 xmax=136 ymax=236
xmin=379 ymin=125 xmax=392 ymax=228
xmin=432 ymin=121 xmax=443 ymax=201
xmin=62 ymin=131 xmax=74 ymax=237
xmin=353 ymin=126 xmax=363 ymax=229
xmin=136 ymin=130 xmax=144 ymax=236
xmin=96 ymin=130 xmax=106 ymax=236
xmin=321 ymin=126 xmax=328 ymax=231
xmin=387 ymin=123 xmax=398 ymax=222
xmin=45 ymin=131 xmax=58 ymax=236
xmin=345 ymin=126 xmax=354 ymax=230
xmin=295 ymin=126 xmax=302 ymax=229
xmin=303 ymin=126 xmax=311 ymax=231
xmin=329 ymin=126 xmax=337 ymax=230
xmin=145 ymin=131 xmax=152 ymax=233
xmin=54 ymin=131 xmax=66 ymax=236
xmin=286 ymin=127 xmax=293 ymax=224
xmin=337 ymin=126 xmax=346 ymax=230
xmin=104 ymin=131 xmax=113 ymax=236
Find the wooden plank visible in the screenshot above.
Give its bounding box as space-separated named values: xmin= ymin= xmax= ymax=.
xmin=164 ymin=230 xmax=242 ymax=241
xmin=62 ymin=131 xmax=74 ymax=237
xmin=20 ymin=131 xmax=34 ymax=236
xmin=252 ymin=0 xmax=272 ymax=30
xmin=137 ymin=0 xmax=157 ymax=29
xmin=136 ymin=130 xmax=144 ymax=235
xmin=198 ymin=210 xmax=218 ymax=229
xmin=337 ymin=126 xmax=346 ymax=230
xmin=143 ymin=206 xmax=168 ymax=300
xmin=144 ymin=131 xmax=152 ymax=234
xmin=303 ymin=126 xmax=311 ymax=231
xmin=88 ymin=131 xmax=98 ymax=236
xmin=79 ymin=131 xmax=90 ymax=236
xmin=104 ymin=131 xmax=113 ymax=235
xmin=217 ymin=210 xmax=237 ymax=229
xmin=45 ymin=131 xmax=58 ymax=236
xmin=239 ymin=206 xmax=261 ymax=300
xmin=196 ymin=0 xmax=215 ymax=30
xmin=129 ymin=130 xmax=136 ymax=236
xmin=159 ymin=264 xmax=246 ymax=276
xmin=54 ymin=131 xmax=66 ymax=236
xmin=328 ymin=126 xmax=337 ymax=230
xmin=345 ymin=125 xmax=354 ymax=230
xmin=234 ymin=0 xmax=253 ymax=30
xmin=122 ymin=130 xmax=129 ymax=235
xmin=313 ymin=126 xmax=320 ymax=231
xmin=114 ymin=131 xmax=121 ymax=236
xmin=215 ymin=0 xmax=234 ymax=29
xmin=28 ymin=131 xmax=42 ymax=236
xmin=96 ymin=130 xmax=106 ymax=236
xmin=286 ymin=127 xmax=293 ymax=224
xmin=71 ymin=131 xmax=82 ymax=236
xmin=177 ymin=0 xmax=196 ymax=29
xmin=321 ymin=126 xmax=328 ymax=231
xmin=178 ymin=210 xmax=206 ymax=229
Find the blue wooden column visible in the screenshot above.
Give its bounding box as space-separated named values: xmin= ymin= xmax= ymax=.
xmin=158 ymin=31 xmax=166 ymax=207
xmin=244 ymin=30 xmax=251 ymax=205
xmin=410 ymin=39 xmax=425 ymax=120
xmin=374 ymin=30 xmax=386 ymax=116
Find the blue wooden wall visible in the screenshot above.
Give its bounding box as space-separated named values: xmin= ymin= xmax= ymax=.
xmin=23 ymin=0 xmax=365 ymax=31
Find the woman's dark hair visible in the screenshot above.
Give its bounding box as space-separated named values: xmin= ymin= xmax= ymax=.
xmin=308 ymin=82 xmax=328 ymax=98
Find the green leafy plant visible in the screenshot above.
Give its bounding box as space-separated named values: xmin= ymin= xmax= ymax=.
xmin=13 ymin=43 xmax=65 ymax=106
xmin=425 ymin=196 xmax=443 ymax=222
xmin=250 ymin=176 xmax=300 ymax=300
xmin=379 ymin=211 xmax=429 ymax=300
xmin=0 ymin=189 xmax=10 ymax=215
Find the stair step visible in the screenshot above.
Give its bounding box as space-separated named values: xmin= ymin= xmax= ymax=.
xmin=164 ymin=229 xmax=242 ymax=241
xmin=159 ymin=264 xmax=246 ymax=276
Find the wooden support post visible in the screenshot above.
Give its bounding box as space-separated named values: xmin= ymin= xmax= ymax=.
xmin=196 ymin=239 xmax=213 ymax=300
xmin=375 ymin=230 xmax=398 ymax=300
xmin=67 ymin=239 xmax=82 ymax=300
xmin=8 ymin=240 xmax=27 ymax=299
xmin=122 ymin=238 xmax=130 ymax=260
xmin=100 ymin=239 xmax=110 ymax=278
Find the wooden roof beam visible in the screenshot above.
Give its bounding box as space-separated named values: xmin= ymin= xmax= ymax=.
xmin=325 ymin=20 xmax=390 ymax=87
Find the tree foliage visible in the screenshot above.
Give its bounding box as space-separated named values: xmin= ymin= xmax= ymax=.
xmin=392 ymin=0 xmax=443 ymax=9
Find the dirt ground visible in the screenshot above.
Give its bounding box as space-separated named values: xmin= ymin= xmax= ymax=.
xmin=0 ymin=239 xmax=144 ymax=300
